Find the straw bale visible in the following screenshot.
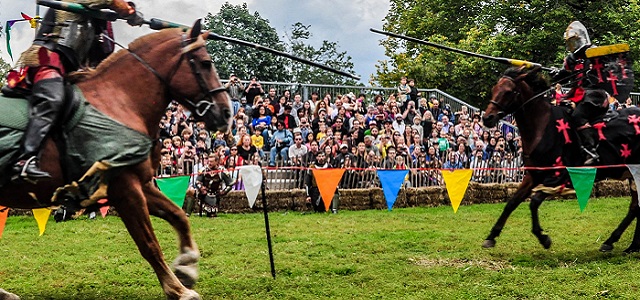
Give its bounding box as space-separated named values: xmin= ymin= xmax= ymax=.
xmin=340 ymin=189 xmax=371 ymax=210
xmin=370 ymin=188 xmax=387 ymax=210
xmin=594 ymin=180 xmax=629 ymax=198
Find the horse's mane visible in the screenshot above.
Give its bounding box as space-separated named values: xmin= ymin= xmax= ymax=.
xmin=503 ymin=67 xmax=550 ymax=94
xmin=67 ymin=29 xmax=179 ymax=83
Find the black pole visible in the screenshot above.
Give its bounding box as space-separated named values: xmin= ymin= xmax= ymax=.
xmin=370 ymin=28 xmax=552 ymax=72
xmin=261 ymin=169 xmax=276 ymax=279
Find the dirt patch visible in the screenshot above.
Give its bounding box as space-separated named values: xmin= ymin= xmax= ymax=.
xmin=411 ymin=257 xmax=515 ymax=271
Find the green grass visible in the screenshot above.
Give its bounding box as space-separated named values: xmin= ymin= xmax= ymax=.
xmin=1 ymin=197 xmax=639 ymax=299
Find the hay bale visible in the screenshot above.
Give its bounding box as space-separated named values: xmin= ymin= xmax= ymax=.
xmin=370 ymin=188 xmax=387 ymax=210
xmin=340 ymin=189 xmax=370 ymax=210
xmin=471 ymin=183 xmax=508 ymax=204
xmin=595 ymin=180 xmax=629 ymax=198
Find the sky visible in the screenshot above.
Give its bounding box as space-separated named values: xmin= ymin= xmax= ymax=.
xmin=0 ymin=0 xmax=391 ymax=84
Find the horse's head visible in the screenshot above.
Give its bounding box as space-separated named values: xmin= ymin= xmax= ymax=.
xmin=483 ymin=66 xmax=546 ymax=127
xmin=161 ymin=20 xmax=232 ymax=132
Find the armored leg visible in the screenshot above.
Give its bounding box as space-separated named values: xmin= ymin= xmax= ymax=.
xmin=577 ymin=127 xmax=599 ymax=165
xmin=13 ymin=75 xmax=65 ymax=181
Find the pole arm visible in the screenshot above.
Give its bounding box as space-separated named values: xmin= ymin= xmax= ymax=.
xmin=36 ymin=0 xmax=360 ymax=80
xmin=370 ymin=28 xmax=552 ymax=72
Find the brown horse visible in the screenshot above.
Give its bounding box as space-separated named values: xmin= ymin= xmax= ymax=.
xmin=0 ymin=20 xmax=231 ymax=300
xmin=482 ymin=67 xmax=640 ymax=253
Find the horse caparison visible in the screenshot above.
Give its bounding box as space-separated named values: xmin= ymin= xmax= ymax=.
xmin=481 ymin=66 xmax=640 ymax=253
xmin=0 ymin=20 xmax=231 ymax=300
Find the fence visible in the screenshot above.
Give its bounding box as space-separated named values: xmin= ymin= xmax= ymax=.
xmin=156 ymin=152 xmax=525 ymax=191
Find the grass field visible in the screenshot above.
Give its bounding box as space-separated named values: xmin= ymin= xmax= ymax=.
xmin=0 ymin=196 xmax=639 ymax=299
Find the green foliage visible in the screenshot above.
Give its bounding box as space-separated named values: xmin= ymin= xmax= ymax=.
xmin=377 ymin=0 xmax=640 ymax=107
xmin=203 ymin=3 xmax=357 ymax=85
xmin=0 ymin=57 xmax=10 ymax=87
xmin=1 ymin=197 xmax=640 ymax=299
xmin=203 ymin=3 xmax=289 ymax=82
xmin=286 ymin=22 xmax=359 ymax=85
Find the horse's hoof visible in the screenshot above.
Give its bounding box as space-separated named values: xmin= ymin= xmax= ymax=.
xmin=623 ymin=245 xmax=640 ymax=254
xmin=539 ymin=235 xmax=552 ymax=249
xmin=482 ymin=239 xmax=496 ymax=248
xmin=178 ymin=289 xmax=201 ymax=300
xmin=0 ymin=289 xmax=20 ymax=300
xmin=600 ymin=243 xmax=614 ymax=252
xmin=173 ymin=251 xmax=200 ymax=289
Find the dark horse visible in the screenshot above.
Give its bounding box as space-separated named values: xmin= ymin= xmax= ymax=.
xmin=0 ymin=21 xmax=231 ymax=300
xmin=482 ymin=67 xmax=640 ymax=253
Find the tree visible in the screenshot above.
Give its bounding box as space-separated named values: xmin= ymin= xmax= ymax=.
xmin=286 ymin=22 xmax=358 ymax=85
xmin=203 ymin=3 xmax=289 ymax=82
xmin=375 ymin=0 xmax=640 ymax=108
xmin=203 ymin=3 xmax=357 ymax=84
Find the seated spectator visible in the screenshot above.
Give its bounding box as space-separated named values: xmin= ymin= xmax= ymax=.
xmin=252 ymin=105 xmax=272 ymax=129
xmin=289 ymin=133 xmax=308 ymax=166
xmin=443 ymin=151 xmax=464 ymax=170
xmin=237 ymin=134 xmax=258 ymax=161
xmin=268 ymin=121 xmax=293 ymax=167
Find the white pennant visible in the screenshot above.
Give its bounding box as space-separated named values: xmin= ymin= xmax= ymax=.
xmin=238 ymin=165 xmax=263 ymax=208
xmin=626 ymin=164 xmax=640 ymax=202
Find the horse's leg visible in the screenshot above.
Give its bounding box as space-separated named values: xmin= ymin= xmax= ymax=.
xmin=529 ymin=191 xmax=552 ymax=249
xmin=624 ymin=180 xmax=640 ymax=253
xmin=110 ymin=174 xmax=200 ymax=300
xmin=482 ymin=174 xmax=534 ymax=248
xmin=601 ymin=179 xmax=638 ymax=252
xmin=144 ymin=182 xmax=200 ymax=288
xmin=0 ymin=288 xmax=20 ymax=300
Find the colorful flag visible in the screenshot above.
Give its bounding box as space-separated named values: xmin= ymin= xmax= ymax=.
xmin=567 ymin=167 xmax=597 ymax=212
xmin=0 ymin=207 xmax=9 ymax=239
xmin=32 ymin=208 xmax=51 ymax=236
xmin=377 ymin=170 xmax=409 ymax=211
xmin=311 ymin=169 xmax=345 ymax=212
xmin=441 ymin=169 xmax=473 ymax=213
xmin=155 ymin=176 xmax=191 ymax=208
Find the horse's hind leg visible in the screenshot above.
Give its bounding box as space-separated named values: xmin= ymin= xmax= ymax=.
xmin=0 ymin=288 xmax=20 ymax=300
xmin=110 ymin=175 xmax=199 ymax=300
xmin=144 ymin=182 xmax=200 ymax=288
xmin=530 ymin=191 xmax=551 ymax=249
xmin=601 ymin=179 xmax=638 ymax=252
xmin=483 ymin=174 xmax=533 ymax=248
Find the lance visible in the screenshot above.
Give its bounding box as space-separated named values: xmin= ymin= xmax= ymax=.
xmin=370 ymin=28 xmax=552 ymax=72
xmin=36 ymin=0 xmax=360 ymax=80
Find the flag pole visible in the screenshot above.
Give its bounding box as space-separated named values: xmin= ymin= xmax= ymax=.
xmin=261 ymin=169 xmax=276 ymax=279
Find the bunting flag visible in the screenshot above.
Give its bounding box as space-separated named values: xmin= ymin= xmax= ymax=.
xmin=32 ymin=208 xmax=50 ymax=236
xmin=377 ymin=170 xmax=409 ymax=211
xmin=97 ymin=199 xmax=109 ymax=218
xmin=567 ymin=167 xmax=597 ymax=212
xmin=0 ymin=207 xmax=8 ymax=239
xmin=311 ymin=169 xmax=345 ymax=212
xmin=441 ymin=169 xmax=474 ymax=213
xmin=627 ymin=165 xmax=640 ymax=202
xmin=4 ymin=13 xmax=38 ymax=61
xmin=238 ymin=165 xmax=262 ymax=208
xmin=155 ymin=176 xmax=191 ymax=208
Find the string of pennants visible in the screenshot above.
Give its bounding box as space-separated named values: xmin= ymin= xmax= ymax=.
xmin=3 ymin=164 xmax=640 ymax=237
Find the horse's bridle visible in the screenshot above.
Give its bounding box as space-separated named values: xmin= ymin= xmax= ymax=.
xmin=102 ymin=32 xmax=227 ymax=118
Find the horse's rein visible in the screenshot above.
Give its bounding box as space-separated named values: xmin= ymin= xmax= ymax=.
xmin=494 ymin=68 xmax=588 ymax=114
xmin=100 ymin=33 xmax=227 ymax=117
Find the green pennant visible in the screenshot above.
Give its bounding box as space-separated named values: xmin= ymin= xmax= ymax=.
xmin=567 ymin=167 xmax=597 ymax=212
xmin=155 ymin=176 xmax=191 ymax=208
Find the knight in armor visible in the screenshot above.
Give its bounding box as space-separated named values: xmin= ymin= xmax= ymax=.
xmin=1 ymin=0 xmax=144 ymax=182
xmin=193 ymin=153 xmax=236 ymax=217
xmin=554 ymin=21 xmax=634 ymax=165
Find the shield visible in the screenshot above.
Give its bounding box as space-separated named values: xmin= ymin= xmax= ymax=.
xmin=585 ymin=50 xmax=634 ymax=102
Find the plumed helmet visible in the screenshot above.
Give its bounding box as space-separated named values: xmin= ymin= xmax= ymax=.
xmin=564 ymin=21 xmax=591 ymax=54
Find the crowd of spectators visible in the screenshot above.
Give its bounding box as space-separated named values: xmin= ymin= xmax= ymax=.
xmin=156 ymin=75 xmax=525 ymax=188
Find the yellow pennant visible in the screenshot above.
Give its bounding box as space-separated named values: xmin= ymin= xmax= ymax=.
xmin=32 ymin=208 xmax=51 ymax=236
xmin=441 ymin=169 xmax=473 ymax=213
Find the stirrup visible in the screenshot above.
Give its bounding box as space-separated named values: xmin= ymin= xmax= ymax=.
xmin=582 ymin=148 xmax=599 ymax=165
xmin=12 ymin=156 xmax=51 ymax=183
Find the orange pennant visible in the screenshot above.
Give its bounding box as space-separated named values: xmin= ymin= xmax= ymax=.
xmin=311 ymin=169 xmax=345 ymax=212
xmin=0 ymin=207 xmax=9 ymax=239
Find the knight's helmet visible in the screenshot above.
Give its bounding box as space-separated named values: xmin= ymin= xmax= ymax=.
xmin=564 ymin=21 xmax=591 ymax=54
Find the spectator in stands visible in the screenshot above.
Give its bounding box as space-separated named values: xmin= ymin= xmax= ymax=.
xmin=212 ymin=132 xmax=227 ymax=150
xmin=225 ymin=74 xmax=244 ymax=115
xmin=302 ymin=140 xmax=320 ymax=166
xmin=251 ymin=104 xmax=272 ymax=130
xmin=278 ymin=105 xmax=297 ymax=130
xmin=237 ymin=134 xmax=257 ymax=161
xmin=382 ymin=146 xmax=397 ymax=169
xmin=251 ymin=127 xmax=265 ymax=158
xmin=443 ymin=151 xmax=464 ymax=170
xmin=269 ymin=121 xmax=293 ymax=167
xmin=244 ymin=76 xmax=264 ymax=106
xmin=505 ymin=132 xmax=518 ymax=153
xmin=289 ymin=132 xmax=308 ymax=166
